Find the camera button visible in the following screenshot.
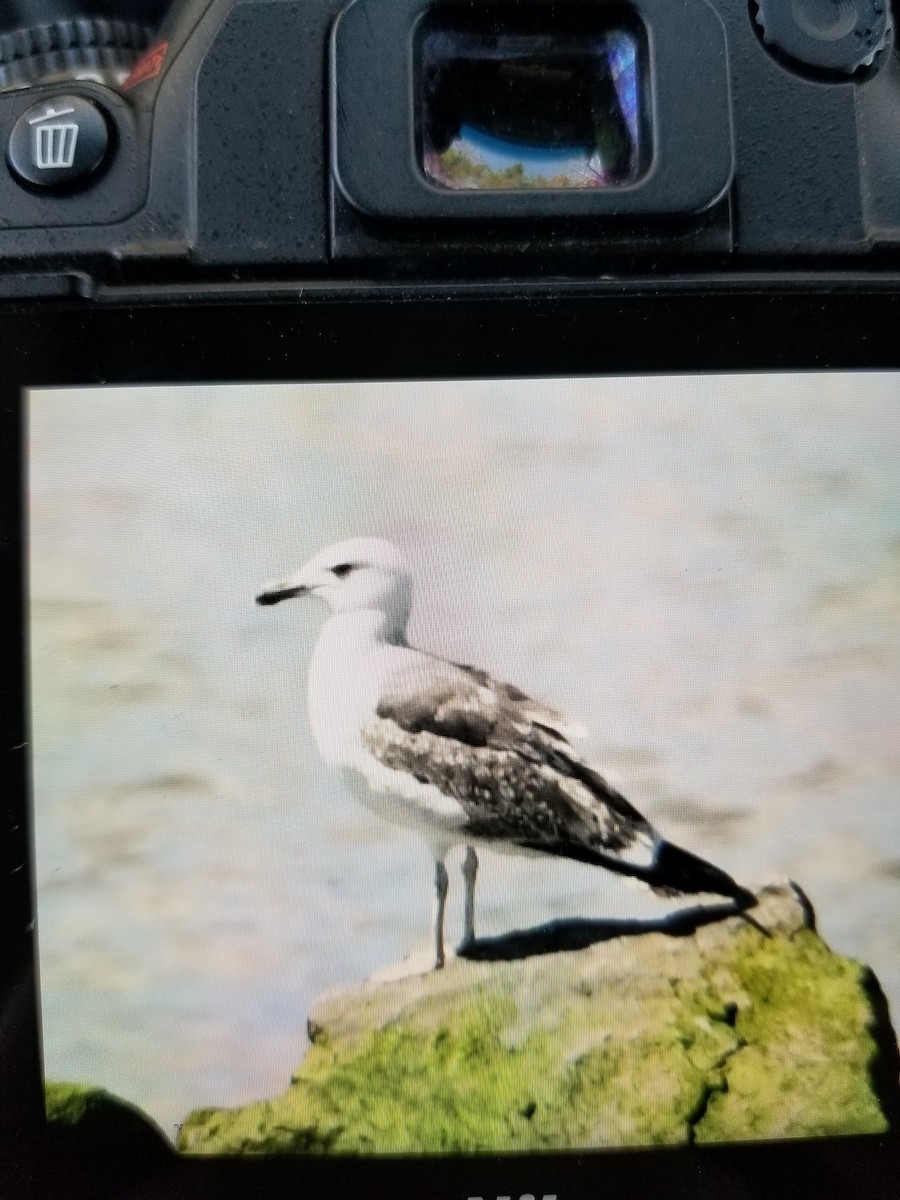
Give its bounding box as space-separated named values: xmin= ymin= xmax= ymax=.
xmin=7 ymin=94 xmax=110 ymax=191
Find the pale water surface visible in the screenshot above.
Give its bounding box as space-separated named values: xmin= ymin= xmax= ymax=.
xmin=29 ymin=376 xmax=900 ymax=1140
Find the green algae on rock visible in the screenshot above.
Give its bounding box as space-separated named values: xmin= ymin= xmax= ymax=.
xmin=45 ymin=1081 xmax=171 ymax=1156
xmin=176 ymin=885 xmax=899 ymax=1155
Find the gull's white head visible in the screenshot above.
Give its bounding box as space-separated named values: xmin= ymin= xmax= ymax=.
xmin=256 ymin=537 xmax=413 ymax=638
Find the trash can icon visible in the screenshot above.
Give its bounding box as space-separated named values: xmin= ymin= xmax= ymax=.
xmin=29 ymin=107 xmax=79 ymax=170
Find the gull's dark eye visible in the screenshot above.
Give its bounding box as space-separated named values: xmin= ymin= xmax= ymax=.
xmin=331 ymin=563 xmax=355 ymax=578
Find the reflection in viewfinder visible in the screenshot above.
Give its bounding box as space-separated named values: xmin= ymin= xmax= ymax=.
xmin=421 ymin=29 xmax=643 ymax=191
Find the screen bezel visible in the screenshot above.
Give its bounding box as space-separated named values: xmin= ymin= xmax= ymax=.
xmin=3 ymin=283 xmax=900 ymax=1200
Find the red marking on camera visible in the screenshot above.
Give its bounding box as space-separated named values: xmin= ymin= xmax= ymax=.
xmin=123 ymin=40 xmax=170 ymax=92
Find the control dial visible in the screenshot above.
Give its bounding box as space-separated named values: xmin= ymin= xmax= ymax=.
xmin=754 ymin=0 xmax=891 ymax=74
xmin=0 ymin=17 xmax=154 ymax=91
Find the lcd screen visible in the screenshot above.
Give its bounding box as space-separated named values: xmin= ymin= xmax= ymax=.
xmin=28 ymin=375 xmax=900 ymax=1154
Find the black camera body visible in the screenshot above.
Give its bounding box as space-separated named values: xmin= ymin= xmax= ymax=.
xmin=0 ymin=0 xmax=897 ymax=292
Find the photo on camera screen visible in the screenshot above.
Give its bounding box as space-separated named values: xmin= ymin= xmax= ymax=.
xmin=28 ymin=375 xmax=900 ymax=1155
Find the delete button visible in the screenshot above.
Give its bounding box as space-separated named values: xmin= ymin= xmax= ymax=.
xmin=8 ymin=94 xmax=109 ymax=190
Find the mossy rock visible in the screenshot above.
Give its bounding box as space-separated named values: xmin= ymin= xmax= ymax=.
xmin=45 ymin=1081 xmax=170 ymax=1157
xmin=177 ymin=885 xmax=899 ymax=1155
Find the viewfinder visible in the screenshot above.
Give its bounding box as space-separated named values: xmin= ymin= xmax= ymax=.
xmin=419 ymin=8 xmax=647 ymax=191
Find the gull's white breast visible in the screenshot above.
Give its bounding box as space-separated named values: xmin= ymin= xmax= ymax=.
xmin=306 ymin=615 xmax=396 ymax=766
xmin=307 ymin=613 xmax=468 ymax=837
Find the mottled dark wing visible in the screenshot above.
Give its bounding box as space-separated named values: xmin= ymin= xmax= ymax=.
xmin=363 ymin=656 xmax=659 ymax=869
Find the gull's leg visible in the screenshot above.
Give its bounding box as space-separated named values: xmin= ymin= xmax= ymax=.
xmin=458 ymin=846 xmax=478 ymax=954
xmin=432 ymin=857 xmax=449 ymax=969
xmin=367 ymin=846 xmax=452 ymax=983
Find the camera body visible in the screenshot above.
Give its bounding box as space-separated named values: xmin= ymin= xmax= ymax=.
xmin=0 ymin=0 xmax=897 ymax=294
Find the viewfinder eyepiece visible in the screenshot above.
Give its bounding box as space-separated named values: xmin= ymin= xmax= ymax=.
xmin=333 ymin=0 xmax=733 ymax=224
xmin=419 ymin=8 xmax=646 ymax=191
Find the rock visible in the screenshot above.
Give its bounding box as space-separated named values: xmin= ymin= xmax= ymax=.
xmin=45 ymin=1081 xmax=171 ymax=1157
xmin=177 ymin=885 xmax=900 ymax=1154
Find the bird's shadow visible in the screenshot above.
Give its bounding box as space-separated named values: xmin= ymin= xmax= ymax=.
xmin=457 ymin=902 xmax=744 ymax=963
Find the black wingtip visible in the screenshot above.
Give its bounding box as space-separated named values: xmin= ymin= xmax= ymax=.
xmin=651 ymin=840 xmax=756 ymax=908
xmin=737 ymin=884 xmax=758 ymax=909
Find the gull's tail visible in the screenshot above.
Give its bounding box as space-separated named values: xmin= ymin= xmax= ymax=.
xmin=644 ymin=840 xmax=756 ymax=909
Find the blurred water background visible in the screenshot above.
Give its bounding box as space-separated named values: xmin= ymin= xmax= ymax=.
xmin=29 ymin=376 xmax=900 ymax=1140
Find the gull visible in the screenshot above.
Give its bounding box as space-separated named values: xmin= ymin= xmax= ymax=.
xmin=256 ymin=537 xmax=755 ymax=973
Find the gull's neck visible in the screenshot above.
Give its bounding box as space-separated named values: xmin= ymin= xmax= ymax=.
xmin=319 ymin=607 xmax=410 ymax=650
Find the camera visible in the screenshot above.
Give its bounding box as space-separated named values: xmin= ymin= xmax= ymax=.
xmin=2 ymin=3 xmax=900 ymax=1200
xmin=0 ymin=0 xmax=896 ymax=280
